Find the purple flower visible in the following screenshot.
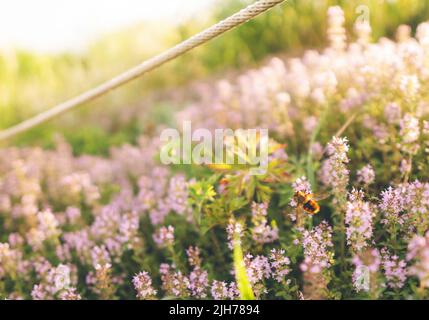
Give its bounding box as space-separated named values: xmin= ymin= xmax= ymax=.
xmin=153 ymin=225 xmax=175 ymax=248
xmin=251 ymin=202 xmax=278 ymax=244
xmin=160 ymin=263 xmax=190 ymax=298
xmin=381 ymin=248 xmax=407 ymax=289
xmin=244 ymin=254 xmax=272 ymax=284
xmin=407 ymin=231 xmax=429 ymax=288
xmin=243 ymin=254 xmax=271 ymax=298
xmin=211 ymin=281 xmax=238 ymax=300
xmin=292 ymin=176 xmax=312 ymax=194
xmin=165 ymin=175 xmax=190 ymax=216
xmin=133 ymin=271 xmax=157 ymax=299
xmin=59 ymin=287 xmax=82 ymax=300
xmin=300 ymin=221 xmax=334 ymax=274
xmin=49 ymin=264 xmax=71 ymax=293
xmin=384 ymin=102 xmax=401 ymax=124
xmin=379 ymin=186 xmax=405 ymax=226
xmin=357 ymin=165 xmax=375 ymax=185
xmin=226 ymin=219 xmax=244 ymax=250
xmin=319 ymin=137 xmax=350 ymax=193
xmin=345 ymin=189 xmax=375 ymax=252
xmin=188 ymin=267 xmax=209 ymax=298
xmin=91 ymin=245 xmax=111 ymax=269
xmin=380 ymin=181 xmax=429 ymax=234
xmin=31 ymin=284 xmax=49 ymax=300
xmin=269 ymin=249 xmax=291 ymax=283
xmin=290 ymin=176 xmax=312 ymax=209
xmin=186 ymin=246 xmax=202 ymax=268
xmin=399 ymin=113 xmax=420 ymax=154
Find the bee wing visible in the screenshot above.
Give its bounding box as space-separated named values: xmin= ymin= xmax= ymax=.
xmin=314 ymin=192 xmax=330 ymax=201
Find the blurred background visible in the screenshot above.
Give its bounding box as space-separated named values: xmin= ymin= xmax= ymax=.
xmin=1 ymin=0 xmax=428 ymax=153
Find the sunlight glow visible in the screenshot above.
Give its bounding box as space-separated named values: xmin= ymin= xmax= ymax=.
xmin=0 ymin=0 xmax=215 ymax=52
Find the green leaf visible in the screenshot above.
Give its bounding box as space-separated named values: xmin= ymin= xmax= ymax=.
xmin=245 ymin=176 xmax=256 ymax=201
xmin=278 ymin=185 xmax=294 ymax=207
xmin=233 ymin=238 xmax=255 ymax=300
xmin=228 ymin=196 xmax=248 ymax=212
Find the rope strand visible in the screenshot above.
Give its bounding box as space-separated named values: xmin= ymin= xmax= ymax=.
xmin=0 ymin=0 xmax=285 ymax=141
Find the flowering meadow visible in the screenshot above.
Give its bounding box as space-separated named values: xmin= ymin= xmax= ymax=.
xmin=3 ymin=6 xmax=429 ymax=300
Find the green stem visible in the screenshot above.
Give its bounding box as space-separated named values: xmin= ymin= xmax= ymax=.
xmin=335 ymin=192 xmax=347 ymax=273
xmin=339 ymin=212 xmax=346 ymax=273
xmin=306 ymin=104 xmax=329 ymax=191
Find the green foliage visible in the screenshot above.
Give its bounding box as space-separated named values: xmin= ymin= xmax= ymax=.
xmin=233 ymin=238 xmax=255 ymax=300
xmin=188 ymin=177 xmax=217 ymax=226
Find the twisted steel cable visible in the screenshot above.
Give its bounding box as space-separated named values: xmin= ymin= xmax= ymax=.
xmin=0 ymin=0 xmax=285 ymax=141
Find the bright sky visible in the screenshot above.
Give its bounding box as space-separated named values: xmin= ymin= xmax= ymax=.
xmin=0 ymin=0 xmax=215 ymax=52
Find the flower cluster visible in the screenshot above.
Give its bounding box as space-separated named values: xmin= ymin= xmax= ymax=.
xmin=160 ymin=263 xmax=190 ymax=298
xmin=356 ymin=165 xmax=375 ymax=186
xmin=31 ymin=263 xmax=79 ymax=300
xmin=2 ymin=5 xmax=429 ymax=300
xmin=352 ymin=249 xmax=381 ymax=293
xmin=226 ymin=219 xmax=244 ymax=250
xmin=186 ymin=247 xmax=209 ymax=298
xmin=300 ymin=221 xmax=334 ymax=274
xmin=290 ymin=176 xmax=312 ymax=208
xmin=345 ymin=189 xmax=375 ymax=252
xmin=407 ymin=231 xmax=429 ymax=288
xmin=269 ymin=249 xmax=291 ymax=283
xmin=250 ymin=202 xmax=278 ymax=244
xmin=399 ymin=113 xmax=420 ymax=154
xmin=133 ymin=271 xmax=157 ymax=299
xmin=379 ymin=181 xmax=429 ymax=235
xmin=381 ymin=248 xmax=407 ymax=289
xmin=243 ymin=254 xmax=271 ymax=298
xmin=153 ymin=226 xmax=175 ymax=248
xmin=210 ymin=281 xmax=238 ymax=300
xmin=319 ymin=137 xmax=350 ymax=194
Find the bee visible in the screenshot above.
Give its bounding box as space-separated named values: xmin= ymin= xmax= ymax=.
xmin=293 ymin=191 xmax=328 ymax=215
